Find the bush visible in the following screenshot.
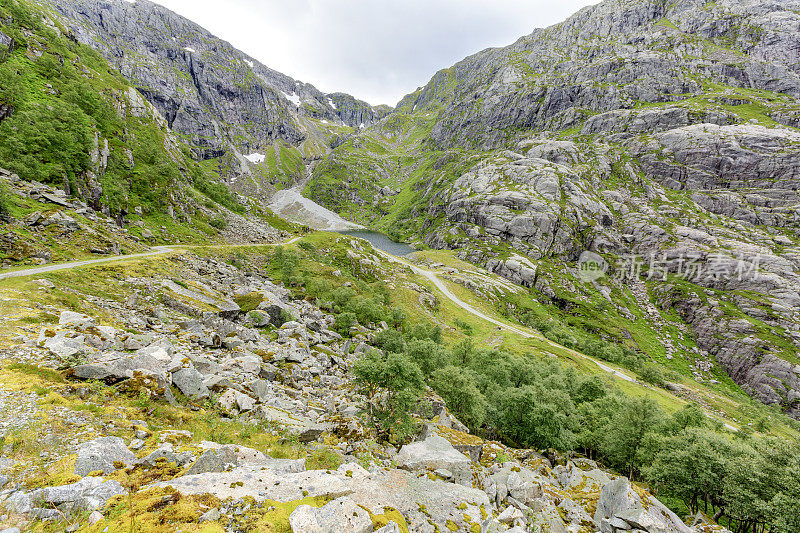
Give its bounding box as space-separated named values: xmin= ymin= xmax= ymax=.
xmin=374 ymin=328 xmax=405 ymax=354
xmin=333 ymin=312 xmax=357 ymax=337
xmin=234 ymin=292 xmax=264 ymax=313
xmin=405 ymin=338 xmax=451 ymax=376
xmin=431 ymin=365 xmax=487 ymax=428
xmin=349 ymin=296 xmax=386 ymax=325
xmin=406 ymin=323 xmax=442 ymax=344
xmin=353 ymin=351 xmax=425 ymax=443
xmin=496 ymin=385 xmax=575 ymax=450
xmin=454 ymin=318 xmax=474 ymax=336
xmin=209 ymin=217 xmax=227 ymax=230
xmin=0 ymin=182 xmax=10 ymax=217
xmin=639 ymin=364 xmax=665 ymax=387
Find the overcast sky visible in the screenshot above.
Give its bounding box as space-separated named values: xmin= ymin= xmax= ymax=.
xmin=152 ymin=0 xmax=600 ymax=106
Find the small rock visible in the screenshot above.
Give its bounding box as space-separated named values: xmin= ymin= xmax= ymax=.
xmin=199 ymin=508 xmax=221 ymax=523
xmin=59 ymin=311 xmax=96 ymax=328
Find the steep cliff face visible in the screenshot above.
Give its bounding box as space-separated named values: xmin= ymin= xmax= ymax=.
xmin=304 ymin=0 xmax=800 ymax=415
xmin=405 ymin=0 xmax=800 ymax=150
xmin=42 ymin=0 xmax=390 ymax=167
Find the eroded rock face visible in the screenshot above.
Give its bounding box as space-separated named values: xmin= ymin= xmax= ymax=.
xmin=406 ymin=0 xmax=800 ymax=149
xmin=633 ymin=124 xmax=800 ymax=191
xmin=394 ymin=436 xmax=473 ymax=486
xmin=45 ymin=0 xmax=390 ymax=168
xmin=422 ymin=138 xmax=800 ymax=414
xmin=289 ymin=497 xmax=373 ymax=533
xmin=74 ymin=437 xmax=136 ymax=476
xmin=595 ymin=477 xmax=691 ymax=533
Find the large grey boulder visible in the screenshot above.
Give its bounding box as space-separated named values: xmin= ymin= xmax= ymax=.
xmin=395 ymin=436 xmax=472 ymax=485
xmin=30 ymin=477 xmax=125 ymax=512
xmin=59 ymin=311 xmax=96 ymax=328
xmin=74 ymin=437 xmax=137 ymax=476
xmin=288 ymin=497 xmax=373 ymax=533
xmin=594 ymin=478 xmax=691 ymax=533
xmin=172 ymin=366 xmax=210 ymax=399
xmin=185 ymin=447 xmax=239 ymax=476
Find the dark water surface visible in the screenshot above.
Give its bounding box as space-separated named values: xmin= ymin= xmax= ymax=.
xmin=337 ymin=230 xmax=415 ymax=256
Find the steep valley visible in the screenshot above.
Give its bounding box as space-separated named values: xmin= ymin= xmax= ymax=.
xmin=0 ymin=0 xmax=799 ymax=531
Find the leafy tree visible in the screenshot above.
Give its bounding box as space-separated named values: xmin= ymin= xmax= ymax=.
xmin=639 ymin=363 xmax=665 ymax=386
xmin=431 ymin=365 xmax=487 ymax=428
xmin=665 ymin=404 xmax=706 ymax=434
xmin=0 ymin=100 xmax=92 ymax=185
xmin=373 ymin=328 xmax=405 ymax=354
xmin=452 ymin=338 xmax=475 ymax=366
xmin=645 ymin=429 xmax=732 ymax=515
xmin=405 ymin=338 xmax=451 ymax=376
xmin=571 ymin=376 xmax=607 ymax=404
xmin=349 ymin=296 xmax=386 ymax=325
xmin=496 ymin=385 xmax=575 ymax=450
xmin=353 ymin=351 xmax=425 ymax=443
xmin=406 ymin=322 xmax=442 ymax=344
xmin=601 ymin=396 xmax=662 ymax=478
xmin=724 ymin=438 xmax=800 ymax=533
xmin=332 ymin=312 xmax=357 ymax=337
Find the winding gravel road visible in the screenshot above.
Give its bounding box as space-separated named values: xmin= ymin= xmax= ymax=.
xmin=0 ymin=237 xmax=635 ymax=386
xmin=1 ymin=233 xmax=739 ymax=429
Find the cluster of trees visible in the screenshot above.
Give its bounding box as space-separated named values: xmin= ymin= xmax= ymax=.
xmin=353 ymin=330 xmax=799 ymax=533
xmin=254 ymin=243 xmax=798 ymax=532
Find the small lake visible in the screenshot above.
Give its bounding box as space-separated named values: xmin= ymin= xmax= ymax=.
xmin=337 ymin=230 xmax=415 ymax=257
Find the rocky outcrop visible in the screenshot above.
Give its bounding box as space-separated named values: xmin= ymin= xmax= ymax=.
xmin=404 ymin=0 xmax=800 ymax=149
xmin=421 ymin=139 xmax=800 ymax=414
xmin=327 ymin=93 xmax=392 ymax=129
xmin=44 ymin=0 xmax=387 ymax=168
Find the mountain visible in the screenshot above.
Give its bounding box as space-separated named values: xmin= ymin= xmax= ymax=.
xmin=2 ymin=0 xmax=800 ymax=532
xmin=41 ymin=0 xmax=392 ymax=193
xmin=306 ymin=0 xmax=800 ymax=416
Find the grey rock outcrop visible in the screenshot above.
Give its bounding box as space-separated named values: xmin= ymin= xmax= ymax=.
xmin=74 ymin=437 xmax=137 ymax=476
xmin=46 ymin=0 xmax=391 ymax=177
xmin=595 ymin=477 xmax=691 ymax=533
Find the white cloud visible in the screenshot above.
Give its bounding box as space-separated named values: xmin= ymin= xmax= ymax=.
xmin=152 ymin=0 xmax=600 ymax=106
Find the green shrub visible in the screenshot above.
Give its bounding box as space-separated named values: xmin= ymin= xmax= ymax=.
xmin=405 ymin=338 xmax=451 ymax=376
xmin=431 ymin=365 xmax=487 ymax=428
xmin=640 ymin=363 xmax=665 ymax=387
xmin=0 ymin=182 xmax=10 ymax=217
xmin=333 ymin=312 xmax=357 ymax=337
xmin=353 ymin=350 xmax=425 ymax=444
xmin=209 ymin=217 xmax=227 ymax=230
xmin=234 ymin=292 xmax=264 ymax=313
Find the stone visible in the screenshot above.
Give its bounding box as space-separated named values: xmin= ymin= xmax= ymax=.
xmin=288 ymin=497 xmax=373 ymax=533
xmin=395 ymin=436 xmax=472 ymax=485
xmin=594 ymin=478 xmax=691 ymax=533
xmin=59 ymin=311 xmax=96 ymax=328
xmin=141 ymin=444 xmax=191 ymax=467
xmin=498 ymin=505 xmax=524 ymax=525
xmin=172 ymin=366 xmax=210 ymax=399
xmin=44 ymin=332 xmax=88 ymax=359
xmin=199 ymin=508 xmax=221 ymax=523
xmin=185 ymin=447 xmax=239 ymax=476
xmin=374 ymin=522 xmax=401 ymax=533
xmin=30 ymin=477 xmax=125 ymax=512
xmin=74 ymin=436 xmax=136 ymax=476
xmin=88 ymin=511 xmax=104 ymax=525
